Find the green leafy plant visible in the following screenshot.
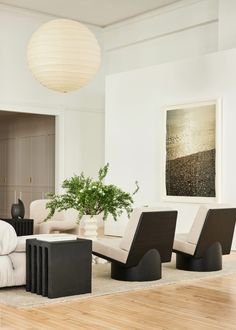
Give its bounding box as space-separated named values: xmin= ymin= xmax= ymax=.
xmin=46 ymin=163 xmax=139 ymax=222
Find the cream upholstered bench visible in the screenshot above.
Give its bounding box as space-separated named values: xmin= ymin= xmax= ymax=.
xmin=173 ymin=204 xmax=236 ymax=272
xmin=93 ymin=208 xmax=177 ymax=281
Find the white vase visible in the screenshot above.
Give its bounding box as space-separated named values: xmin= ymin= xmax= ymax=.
xmin=83 ymin=215 xmax=98 ymax=241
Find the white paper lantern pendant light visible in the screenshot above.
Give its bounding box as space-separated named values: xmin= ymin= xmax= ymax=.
xmin=27 ymin=19 xmax=101 ymax=93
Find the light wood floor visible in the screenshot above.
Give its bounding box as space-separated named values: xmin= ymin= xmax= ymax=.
xmin=1 ymin=254 xmax=236 ymax=330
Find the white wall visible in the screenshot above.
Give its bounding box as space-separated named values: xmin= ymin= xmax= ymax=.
xmin=105 ymin=48 xmax=236 ymax=249
xmin=0 ymin=5 xmax=105 ymax=187
xmin=64 ymin=109 xmax=104 ymax=177
xmin=104 ymin=0 xmax=236 ymax=248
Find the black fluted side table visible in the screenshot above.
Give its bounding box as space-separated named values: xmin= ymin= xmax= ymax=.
xmin=26 ymin=237 xmax=92 ymax=299
xmin=1 ymin=218 xmax=33 ymax=236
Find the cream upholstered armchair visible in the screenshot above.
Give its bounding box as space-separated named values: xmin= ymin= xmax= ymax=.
xmin=173 ymin=204 xmax=236 ymax=272
xmin=93 ymin=208 xmax=177 ymax=281
xmin=30 ymin=199 xmax=79 ymax=235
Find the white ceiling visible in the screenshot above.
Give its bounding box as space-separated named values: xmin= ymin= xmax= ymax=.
xmin=0 ymin=0 xmax=181 ymax=27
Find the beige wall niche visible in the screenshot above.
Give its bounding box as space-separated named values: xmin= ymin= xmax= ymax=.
xmin=0 ymin=111 xmax=55 ymax=218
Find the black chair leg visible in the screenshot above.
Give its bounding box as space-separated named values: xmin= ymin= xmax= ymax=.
xmin=176 ymin=243 xmax=222 ymax=272
xmin=111 ymin=249 xmax=161 ymax=281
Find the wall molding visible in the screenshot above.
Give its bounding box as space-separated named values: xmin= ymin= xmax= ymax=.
xmin=104 ymin=0 xmax=218 ymax=53
xmin=106 ymin=19 xmax=218 ymax=52
xmin=104 ymin=0 xmax=212 ymax=31
xmin=0 ymin=100 xmax=104 ymax=114
xmin=0 ymin=3 xmax=56 ymax=20
xmin=63 ymin=105 xmax=105 ymax=114
xmin=0 ymin=3 xmax=102 ymax=29
xmin=0 ymin=0 xmax=217 ymax=31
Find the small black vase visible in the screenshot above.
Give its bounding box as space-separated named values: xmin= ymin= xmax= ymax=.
xmin=11 ymin=199 xmax=25 ymax=219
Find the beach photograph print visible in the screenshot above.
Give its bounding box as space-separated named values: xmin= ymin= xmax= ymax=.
xmin=165 ymin=102 xmax=218 ymax=200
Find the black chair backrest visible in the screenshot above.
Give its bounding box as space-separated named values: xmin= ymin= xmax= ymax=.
xmin=194 ymin=208 xmax=236 ymax=258
xmin=126 ymin=210 xmax=177 ymax=267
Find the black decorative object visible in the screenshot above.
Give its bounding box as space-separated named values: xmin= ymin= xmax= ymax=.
xmin=26 ymin=238 xmax=92 ymax=298
xmin=11 ymin=199 xmax=25 ymax=219
xmin=1 ymin=218 xmax=33 ymax=236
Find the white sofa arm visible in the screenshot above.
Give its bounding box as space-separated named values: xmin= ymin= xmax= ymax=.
xmin=0 ymin=220 xmax=17 ymax=255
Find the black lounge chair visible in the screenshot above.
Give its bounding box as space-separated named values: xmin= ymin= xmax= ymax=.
xmin=92 ymin=208 xmax=177 ymax=281
xmin=173 ymin=205 xmax=236 ymax=271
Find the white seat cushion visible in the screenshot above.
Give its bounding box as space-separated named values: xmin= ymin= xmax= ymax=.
xmin=186 ymin=206 xmax=209 ymax=245
xmin=119 ymin=208 xmax=142 ymax=252
xmin=173 ymin=233 xmax=196 ymax=255
xmin=0 ymin=220 xmax=17 ymax=255
xmin=119 ymin=207 xmax=172 ymax=252
xmin=93 ymin=238 xmax=129 ymax=263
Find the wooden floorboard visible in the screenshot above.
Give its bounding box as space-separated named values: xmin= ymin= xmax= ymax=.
xmin=1 ymin=254 xmax=236 ymax=330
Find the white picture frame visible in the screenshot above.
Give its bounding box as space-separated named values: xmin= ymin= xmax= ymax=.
xmin=161 ymin=99 xmax=221 ymax=203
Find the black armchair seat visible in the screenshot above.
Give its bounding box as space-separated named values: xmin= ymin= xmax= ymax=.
xmin=173 ymin=205 xmax=236 ymax=272
xmin=93 ymin=208 xmax=177 ymax=281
